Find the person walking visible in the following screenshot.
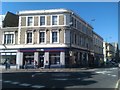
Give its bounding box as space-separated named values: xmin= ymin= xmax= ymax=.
xmin=4 ymin=59 xmax=8 ymax=70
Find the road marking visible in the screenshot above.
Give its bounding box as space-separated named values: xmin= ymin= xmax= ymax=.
xmin=111 ymin=75 xmax=117 ymax=77
xmin=115 ymin=79 xmax=120 ymax=89
xmin=95 ymin=71 xmax=112 ymax=74
xmin=54 ymin=78 xmax=68 ymax=81
xmin=11 ymin=82 xmax=19 ymax=84
xmin=77 ymin=78 xmax=81 ymax=80
xmin=0 ymin=80 xmax=2 ymax=81
xmin=19 ymin=83 xmax=31 ymax=86
xmin=52 ymin=73 xmax=70 ymax=77
xmin=32 ymin=73 xmax=44 ymax=77
xmin=4 ymin=81 xmax=11 ymax=83
xmin=107 ymin=74 xmax=111 ymax=75
xmin=31 ymin=85 xmax=45 ymax=88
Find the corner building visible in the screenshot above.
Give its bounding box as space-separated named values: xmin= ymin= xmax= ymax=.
xmin=1 ymin=9 xmax=94 ymax=68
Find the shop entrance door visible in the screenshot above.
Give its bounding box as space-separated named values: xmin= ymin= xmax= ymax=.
xmin=39 ymin=52 xmax=44 ymax=67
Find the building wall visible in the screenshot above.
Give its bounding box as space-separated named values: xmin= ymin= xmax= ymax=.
xmin=0 ymin=9 xmax=104 ymax=68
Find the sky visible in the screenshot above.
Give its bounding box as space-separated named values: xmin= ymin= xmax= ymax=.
xmin=1 ymin=2 xmax=118 ymax=43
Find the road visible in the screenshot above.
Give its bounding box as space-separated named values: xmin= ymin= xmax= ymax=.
xmin=1 ymin=67 xmax=119 ymax=89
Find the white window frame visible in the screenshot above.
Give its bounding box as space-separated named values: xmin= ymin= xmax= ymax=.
xmin=39 ymin=31 xmax=46 ymax=44
xmin=26 ymin=16 xmax=34 ymax=27
xmin=50 ymin=30 xmax=59 ymax=43
xmin=25 ymin=30 xmax=34 ymax=44
xmin=3 ymin=32 xmax=15 ymax=44
xmin=51 ymin=15 xmax=59 ymax=26
xmin=39 ymin=15 xmax=46 ymax=26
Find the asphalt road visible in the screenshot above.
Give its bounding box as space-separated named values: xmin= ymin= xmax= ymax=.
xmin=1 ymin=67 xmax=119 ymax=89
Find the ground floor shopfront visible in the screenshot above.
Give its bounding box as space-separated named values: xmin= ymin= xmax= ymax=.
xmin=0 ymin=47 xmax=97 ymax=69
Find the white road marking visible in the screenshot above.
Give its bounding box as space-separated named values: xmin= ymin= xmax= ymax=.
xmin=0 ymin=80 xmax=2 ymax=81
xmin=19 ymin=83 xmax=31 ymax=86
xmin=115 ymin=79 xmax=120 ymax=89
xmin=77 ymin=78 xmax=81 ymax=80
xmin=95 ymin=71 xmax=112 ymax=74
xmin=111 ymin=75 xmax=117 ymax=77
xmin=52 ymin=73 xmax=70 ymax=77
xmin=4 ymin=81 xmax=11 ymax=83
xmin=107 ymin=74 xmax=111 ymax=75
xmin=11 ymin=82 xmax=19 ymax=84
xmin=32 ymin=73 xmax=44 ymax=77
xmin=54 ymin=78 xmax=68 ymax=80
xmin=31 ymin=85 xmax=45 ymax=88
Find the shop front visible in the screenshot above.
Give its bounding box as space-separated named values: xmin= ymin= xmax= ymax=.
xmin=0 ymin=49 xmax=18 ymax=69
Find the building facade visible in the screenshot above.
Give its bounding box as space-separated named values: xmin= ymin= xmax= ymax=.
xmin=0 ymin=9 xmax=102 ymax=69
xmin=93 ymin=31 xmax=104 ymax=67
xmin=103 ymin=42 xmax=115 ymax=64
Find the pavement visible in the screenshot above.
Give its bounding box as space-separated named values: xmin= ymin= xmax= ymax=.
xmin=1 ymin=67 xmax=97 ymax=73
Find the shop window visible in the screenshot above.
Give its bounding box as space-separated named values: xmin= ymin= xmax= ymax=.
xmin=49 ymin=52 xmax=60 ymax=65
xmin=23 ymin=52 xmax=34 ymax=65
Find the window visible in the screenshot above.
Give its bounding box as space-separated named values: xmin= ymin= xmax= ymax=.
xmin=75 ymin=34 xmax=77 ymax=44
xmin=52 ymin=16 xmax=57 ymax=25
xmin=39 ymin=32 xmax=45 ymax=43
xmin=49 ymin=52 xmax=60 ymax=65
xmin=52 ymin=31 xmax=58 ymax=43
xmin=27 ymin=17 xmax=33 ymax=26
xmin=4 ymin=32 xmax=14 ymax=44
xmin=27 ymin=31 xmax=32 ymax=43
xmin=40 ymin=16 xmax=45 ymax=26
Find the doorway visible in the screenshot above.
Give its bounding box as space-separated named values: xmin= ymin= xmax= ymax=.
xmin=38 ymin=52 xmax=44 ymax=67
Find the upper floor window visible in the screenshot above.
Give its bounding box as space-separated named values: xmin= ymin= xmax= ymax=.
xmin=39 ymin=32 xmax=45 ymax=43
xmin=4 ymin=32 xmax=14 ymax=44
xmin=27 ymin=31 xmax=32 ymax=43
xmin=52 ymin=31 xmax=58 ymax=43
xmin=40 ymin=16 xmax=45 ymax=26
xmin=52 ymin=16 xmax=57 ymax=25
xmin=27 ymin=17 xmax=33 ymax=26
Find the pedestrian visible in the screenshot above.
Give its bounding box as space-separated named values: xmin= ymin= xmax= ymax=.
xmin=34 ymin=60 xmax=37 ymax=69
xmin=4 ymin=59 xmax=8 ymax=70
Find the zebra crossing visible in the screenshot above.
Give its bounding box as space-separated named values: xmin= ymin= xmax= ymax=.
xmin=2 ymin=79 xmax=45 ymax=88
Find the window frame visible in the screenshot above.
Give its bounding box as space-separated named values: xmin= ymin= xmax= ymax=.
xmin=3 ymin=32 xmax=15 ymax=44
xmin=39 ymin=31 xmax=46 ymax=44
xmin=52 ymin=15 xmax=58 ymax=25
xmin=50 ymin=30 xmax=59 ymax=43
xmin=27 ymin=16 xmax=33 ymax=26
xmin=26 ymin=31 xmax=33 ymax=44
xmin=40 ymin=16 xmax=45 ymax=26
